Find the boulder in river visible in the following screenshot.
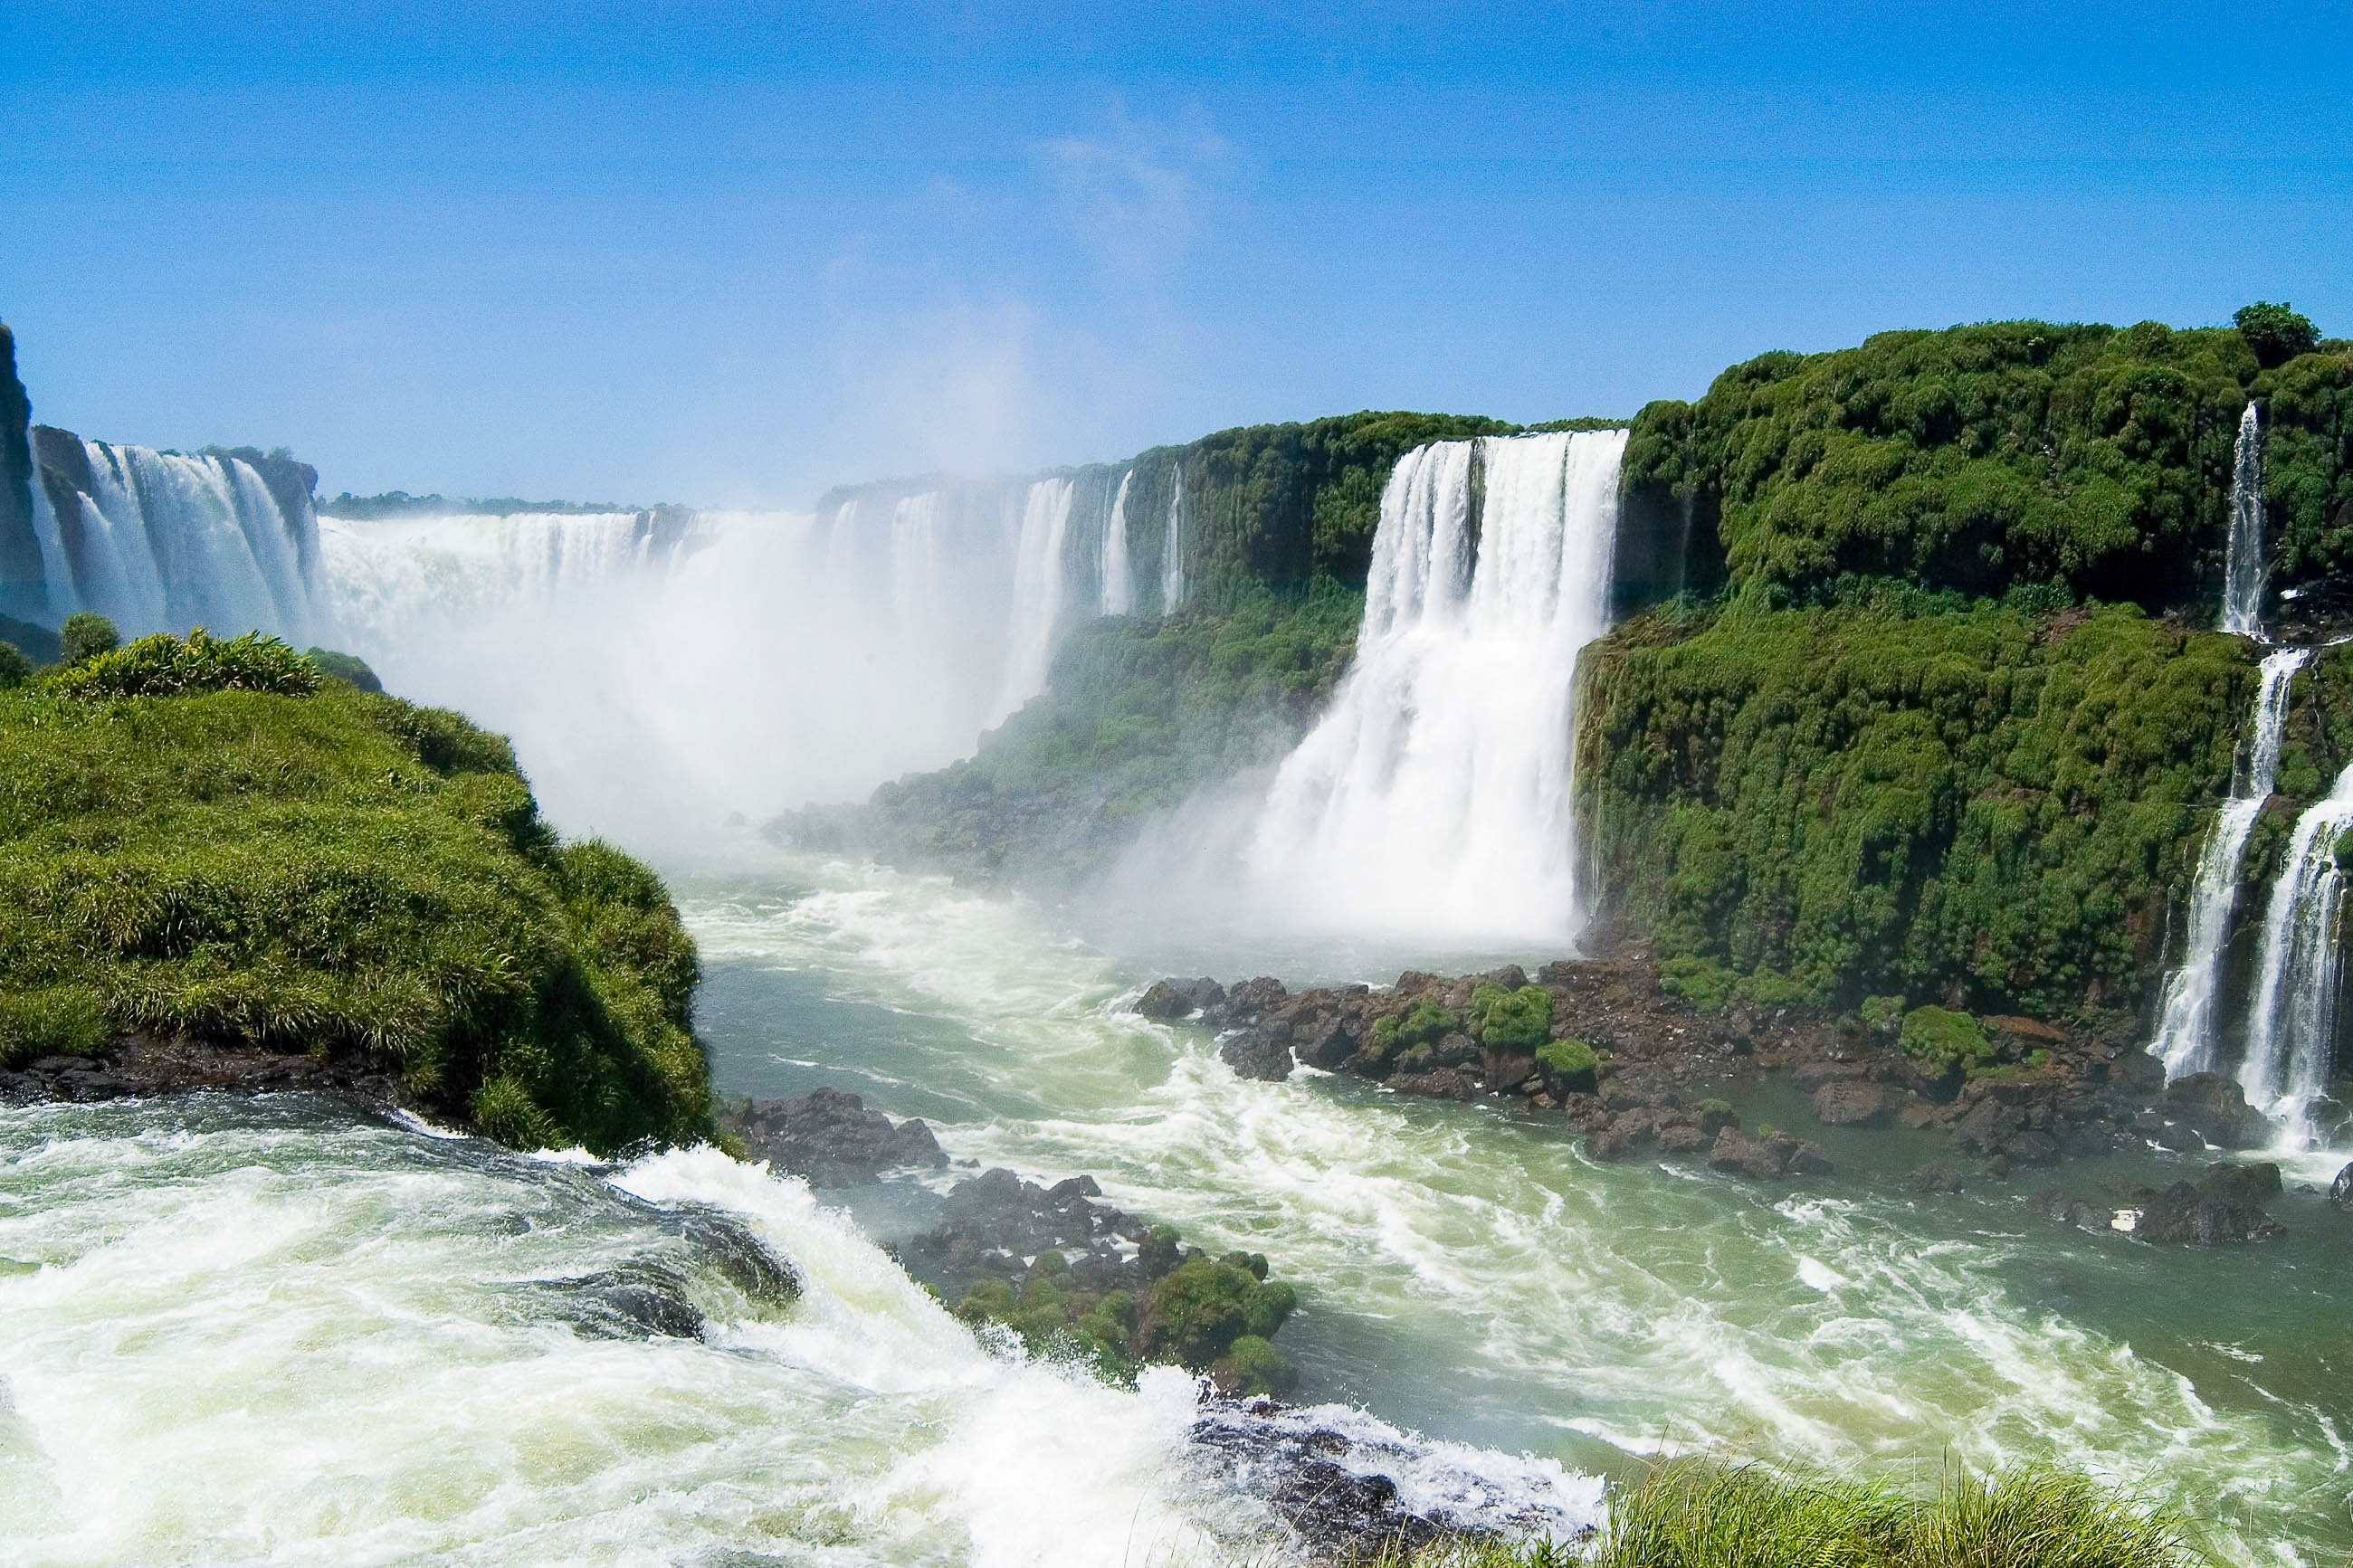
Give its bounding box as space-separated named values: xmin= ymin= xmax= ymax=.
xmin=720 ymin=1088 xmax=948 ymax=1187
xmin=1812 ymin=1079 xmax=1897 ymax=1127
xmin=2114 ymin=1162 xmax=2286 ymax=1244
xmin=2332 ymin=1162 xmax=2353 ymax=1212
xmin=1706 ymin=1126 xmax=1834 ymax=1181
xmin=2156 ymin=1073 xmax=2271 ymax=1151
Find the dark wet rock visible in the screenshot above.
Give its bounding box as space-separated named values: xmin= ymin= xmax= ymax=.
xmin=546 ymin=1263 xmax=705 ymax=1340
xmin=0 ymin=1031 xmax=405 ymax=1111
xmin=1707 ymin=1126 xmax=1834 ymax=1181
xmin=1189 ymin=1397 xmax=1595 ymax=1558
xmin=1655 ymin=1120 xmax=1712 ymax=1155
xmin=1387 ymin=1066 xmax=1479 ymax=1102
xmin=2158 ymin=1073 xmax=2271 ymax=1151
xmin=2119 ymin=1162 xmax=2287 ymax=1245
xmin=902 ymin=1166 xmax=1152 ymax=1298
xmin=2035 ymin=1189 xmax=2110 ymax=1231
xmin=1225 ymin=976 xmax=1289 ymax=1022
xmin=720 ymin=1087 xmax=947 ymax=1187
xmin=1907 ymin=1162 xmax=1965 ymax=1194
xmin=672 ymin=1209 xmax=801 ymax=1306
xmin=1813 ymin=1079 xmax=1897 ymax=1127
xmin=2332 ymin=1162 xmax=2353 ymax=1212
xmin=1221 ymin=1020 xmax=1297 ymax=1082
xmin=1138 ymin=977 xmax=1227 ymax=1020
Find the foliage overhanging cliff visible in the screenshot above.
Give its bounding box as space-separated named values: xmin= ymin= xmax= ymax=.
xmin=0 ymin=634 xmax=712 ymax=1151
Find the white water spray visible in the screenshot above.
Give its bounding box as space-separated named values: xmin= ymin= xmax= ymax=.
xmin=1243 ymin=430 xmax=1626 ymax=946
xmin=2238 ymin=761 xmax=2353 ymax=1144
xmin=2149 ymin=646 xmax=2309 ymax=1079
xmin=1100 ymin=471 xmax=1134 ymax=617
xmin=2221 ymin=403 xmax=2266 ymax=638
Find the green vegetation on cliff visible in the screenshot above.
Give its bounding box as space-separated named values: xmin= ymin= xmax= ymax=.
xmin=856 ymin=584 xmax=1364 ymax=883
xmin=1581 ymin=601 xmax=2258 ymax=1013
xmin=0 ymin=629 xmax=710 ymax=1152
xmin=1624 ymin=319 xmax=2353 ymax=613
xmin=1589 ymin=317 xmax=2353 ymax=1017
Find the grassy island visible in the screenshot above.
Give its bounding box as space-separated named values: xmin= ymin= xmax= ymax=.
xmin=0 ymin=624 xmax=710 ymax=1153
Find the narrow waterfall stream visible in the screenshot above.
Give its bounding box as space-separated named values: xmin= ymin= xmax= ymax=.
xmin=2240 ymin=763 xmax=2353 ymax=1145
xmin=2221 ymin=403 xmax=2268 ymax=638
xmin=2149 ymin=646 xmax=2308 ymax=1079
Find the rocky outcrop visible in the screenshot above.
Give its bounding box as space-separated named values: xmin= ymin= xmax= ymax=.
xmin=2035 ymin=1162 xmax=2288 ymax=1245
xmin=1706 ymin=1126 xmax=1834 ymax=1181
xmin=1 ymin=1031 xmax=405 ymax=1110
xmin=719 ymin=1088 xmax=947 ymax=1187
xmin=2333 ymin=1162 xmax=2353 ymax=1212
xmin=903 ymin=1166 xmax=1298 ymax=1396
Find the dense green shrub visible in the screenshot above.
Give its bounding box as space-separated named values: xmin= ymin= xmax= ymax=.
xmin=1471 ymin=983 xmax=1553 ymax=1048
xmin=1371 ymin=997 xmax=1461 ymax=1060
xmin=1535 ymin=1037 xmax=1597 ymax=1079
xmin=1137 ymin=1254 xmax=1297 ymax=1369
xmin=1581 ymin=600 xmax=2258 ymax=1012
xmin=52 ymin=628 xmax=321 ymax=699
xmin=1899 ymin=1005 xmax=1992 ymax=1072
xmin=0 ymin=679 xmax=710 ymax=1151
xmin=0 ymin=640 xmax=28 ymax=689
xmin=2236 ymin=301 xmax=2320 ymax=369
xmin=1623 ymin=319 xmax=2353 ymax=612
xmin=58 ymin=611 xmax=119 ymax=664
xmin=307 ymin=647 xmax=384 ymax=693
xmin=0 ymin=983 xmax=110 ymax=1066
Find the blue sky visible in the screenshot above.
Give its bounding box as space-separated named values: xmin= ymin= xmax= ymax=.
xmin=3 ymin=1 xmax=2348 ymax=506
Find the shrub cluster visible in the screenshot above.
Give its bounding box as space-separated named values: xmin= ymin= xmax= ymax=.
xmin=951 ymin=1231 xmax=1298 ymax=1397
xmin=0 ymin=670 xmax=710 ymax=1151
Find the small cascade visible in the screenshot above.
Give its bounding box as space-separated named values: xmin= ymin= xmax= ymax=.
xmin=2221 ymin=402 xmax=2267 ymax=637
xmin=1161 ymin=466 xmax=1186 ymax=613
xmin=28 ymin=430 xmax=319 ymax=643
xmin=2238 ymin=762 xmax=2353 ymax=1144
xmin=1243 ymin=429 xmax=1627 ymax=945
xmin=2149 ymin=646 xmax=2310 ymax=1079
xmin=1100 ymin=470 xmax=1134 ymax=616
xmin=988 ymin=478 xmax=1078 ymax=724
xmin=890 ymin=491 xmax=943 ymax=634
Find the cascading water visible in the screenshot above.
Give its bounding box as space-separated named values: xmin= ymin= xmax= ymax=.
xmin=2221 ymin=402 xmax=2266 ymax=637
xmin=1243 ymin=430 xmax=1625 ymax=946
xmin=27 ymin=431 xmax=319 ymax=642
xmin=1161 ymin=467 xmax=1186 ymax=613
xmin=1100 ymin=471 xmax=1134 ymax=616
xmin=987 ymin=479 xmax=1078 ymax=726
xmin=316 ymin=478 xmax=1105 ymax=839
xmin=2149 ymin=646 xmax=2310 ymax=1079
xmin=2238 ymin=761 xmax=2353 ymax=1145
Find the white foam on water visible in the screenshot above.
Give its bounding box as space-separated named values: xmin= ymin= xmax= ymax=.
xmin=683 ymin=855 xmax=2353 ymax=1563
xmin=0 ymin=1102 xmax=1283 ymax=1567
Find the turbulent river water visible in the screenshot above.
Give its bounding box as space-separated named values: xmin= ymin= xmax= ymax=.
xmin=4 ymin=846 xmax=2350 ymax=1564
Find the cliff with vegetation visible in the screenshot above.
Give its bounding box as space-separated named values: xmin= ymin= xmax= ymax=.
xmin=0 ymin=324 xmax=43 ymax=626
xmin=851 ymin=312 xmax=2353 ymax=1039
xmin=1585 ymin=313 xmax=2353 ymax=1018
xmin=0 ymin=624 xmax=712 ymax=1152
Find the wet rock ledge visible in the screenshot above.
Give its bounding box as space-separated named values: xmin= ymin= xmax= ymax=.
xmin=721 ymin=1087 xmax=1300 ymax=1396
xmin=1137 ymin=955 xmax=2320 ymax=1235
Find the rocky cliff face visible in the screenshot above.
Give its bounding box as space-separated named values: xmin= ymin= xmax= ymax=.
xmin=0 ymin=324 xmax=42 ymax=624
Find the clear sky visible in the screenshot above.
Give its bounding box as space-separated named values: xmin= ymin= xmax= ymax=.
xmin=3 ymin=1 xmax=2348 ymax=507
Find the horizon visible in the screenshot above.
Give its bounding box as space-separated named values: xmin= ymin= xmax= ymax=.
xmin=4 ymin=0 xmax=2348 ymax=508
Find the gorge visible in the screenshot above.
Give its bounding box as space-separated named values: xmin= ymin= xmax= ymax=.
xmin=5 ymin=312 xmax=2353 ymax=1563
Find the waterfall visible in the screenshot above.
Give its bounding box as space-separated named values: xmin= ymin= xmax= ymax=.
xmin=28 ymin=431 xmax=319 ymax=643
xmin=988 ymin=478 xmax=1078 ymax=725
xmin=1100 ymin=470 xmax=1134 ymax=616
xmin=2221 ymin=403 xmax=2266 ymax=637
xmin=2149 ymin=646 xmax=2310 ymax=1079
xmin=2238 ymin=762 xmax=2353 ymax=1144
xmin=1161 ymin=467 xmax=1186 ymax=613
xmin=891 ymin=491 xmax=943 ymax=634
xmin=1242 ymin=429 xmax=1627 ymax=945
